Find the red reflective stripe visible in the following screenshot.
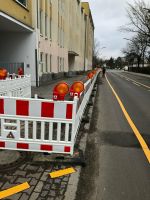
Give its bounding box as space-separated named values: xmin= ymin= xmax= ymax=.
xmin=64 ymin=146 xmax=71 ymax=153
xmin=16 ymin=100 xmax=29 ymax=116
xmin=0 ymin=141 xmax=5 ymax=147
xmin=17 ymin=143 xmax=29 ymax=149
xmin=0 ymin=99 xmax=4 ymax=114
xmin=66 ymin=104 xmax=73 ymax=119
xmin=41 ymin=102 xmax=54 ymax=118
xmin=41 ymin=144 xmax=53 ymax=151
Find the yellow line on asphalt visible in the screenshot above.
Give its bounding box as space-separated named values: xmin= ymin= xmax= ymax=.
xmin=49 ymin=167 xmax=76 ymax=178
xmin=121 ymin=74 xmax=150 ymax=89
xmin=106 ymin=75 xmax=150 ymax=163
xmin=0 ymin=182 xmax=30 ymax=199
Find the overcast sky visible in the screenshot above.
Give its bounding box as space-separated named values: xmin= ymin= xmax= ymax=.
xmin=82 ymin=0 xmax=149 ymax=59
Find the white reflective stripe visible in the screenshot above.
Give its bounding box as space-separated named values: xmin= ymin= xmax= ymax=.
xmin=57 ymin=123 xmax=61 ymax=141
xmin=25 ymin=121 xmax=28 ymax=139
xmin=5 ymin=142 xmax=16 ymax=149
xmin=29 ymin=100 xmax=41 ymax=117
xmin=4 ymin=98 xmax=16 ymax=115
xmin=53 ymin=145 xmax=64 ymax=152
xmin=29 ymin=143 xmax=40 ymax=150
xmin=65 ymin=124 xmax=69 ymax=142
xmin=41 ymin=122 xmax=45 ymax=140
xmin=54 ymin=102 xmax=66 ymax=118
xmin=33 ymin=121 xmax=36 ymax=140
xmin=16 ymin=120 xmax=20 ymax=140
xmin=49 ymin=122 xmax=53 ymax=141
xmin=3 ymin=143 xmax=68 ymax=153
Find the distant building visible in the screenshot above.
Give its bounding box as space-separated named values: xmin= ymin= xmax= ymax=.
xmin=0 ymin=0 xmax=94 ymax=86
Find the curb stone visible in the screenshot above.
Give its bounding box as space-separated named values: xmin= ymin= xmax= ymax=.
xmin=64 ymin=84 xmax=98 ymax=200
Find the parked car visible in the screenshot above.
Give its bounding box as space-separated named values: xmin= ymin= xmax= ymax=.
xmin=123 ymin=66 xmax=128 ymax=71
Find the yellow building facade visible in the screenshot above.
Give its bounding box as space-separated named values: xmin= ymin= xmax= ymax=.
xmin=82 ymin=2 xmax=94 ymax=70
xmin=0 ymin=0 xmax=94 ymax=86
xmin=0 ymin=0 xmax=33 ymax=27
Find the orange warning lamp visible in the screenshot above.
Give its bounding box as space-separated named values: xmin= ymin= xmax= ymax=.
xmin=92 ymin=70 xmax=96 ymax=75
xmin=70 ymin=81 xmax=84 ymax=97
xmin=0 ymin=68 xmax=7 ymax=80
xmin=87 ymin=72 xmax=94 ymax=79
xmin=53 ymin=82 xmax=69 ymax=100
xmin=18 ymin=67 xmax=23 ymax=76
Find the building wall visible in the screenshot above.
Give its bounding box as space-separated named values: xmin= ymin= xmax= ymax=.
xmin=38 ymin=0 xmax=93 ymax=75
xmin=0 ymin=0 xmax=33 ymax=27
xmin=67 ymin=0 xmax=87 ymax=72
xmin=0 ymin=32 xmax=37 ymax=86
xmin=37 ymin=0 xmax=68 ymax=79
xmin=0 ymin=0 xmax=94 ymax=86
xmin=81 ymin=2 xmax=94 ymax=70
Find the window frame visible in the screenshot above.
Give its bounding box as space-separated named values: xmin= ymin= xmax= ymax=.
xmin=15 ymin=0 xmax=27 ymax=8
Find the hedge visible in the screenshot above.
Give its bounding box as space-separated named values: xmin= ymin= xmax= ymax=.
xmin=129 ymin=67 xmax=150 ymax=75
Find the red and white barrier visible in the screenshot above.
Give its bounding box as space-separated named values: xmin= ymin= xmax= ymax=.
xmin=0 ymin=70 xmax=100 ymax=155
xmin=0 ymin=98 xmax=73 ymax=119
xmin=0 ymin=141 xmax=72 ymax=154
xmin=0 ymin=75 xmax=31 ymax=98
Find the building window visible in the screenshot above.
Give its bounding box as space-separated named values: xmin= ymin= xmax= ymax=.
xmin=59 ymin=57 xmax=64 ymax=72
xmin=63 ymin=58 xmax=64 ymax=71
xmin=40 ymin=52 xmax=43 ymax=72
xmin=57 ymin=56 xmax=59 ymax=72
xmin=40 ymin=10 xmax=42 ymax=34
xmin=45 ymin=54 xmax=48 ymax=72
xmin=16 ymin=0 xmax=27 ymax=7
xmin=58 ymin=13 xmax=60 ymax=45
xmin=49 ymin=0 xmax=52 ymax=40
xmin=50 ymin=55 xmax=52 ymax=72
xmin=45 ymin=14 xmax=48 ymax=37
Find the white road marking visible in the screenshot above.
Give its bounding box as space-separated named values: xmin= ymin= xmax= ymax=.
xmin=119 ymin=74 xmax=150 ymax=89
xmin=132 ymin=82 xmax=141 ymax=87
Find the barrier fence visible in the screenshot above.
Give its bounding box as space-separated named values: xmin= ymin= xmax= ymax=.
xmin=0 ymin=71 xmax=99 ymax=155
xmin=0 ymin=75 xmax=31 ymax=98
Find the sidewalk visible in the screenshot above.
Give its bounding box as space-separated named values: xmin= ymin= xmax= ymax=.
xmin=32 ymin=75 xmax=87 ymax=99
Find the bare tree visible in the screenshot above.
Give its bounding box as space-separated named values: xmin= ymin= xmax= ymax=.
xmin=93 ymin=38 xmax=105 ymax=67
xmin=120 ymin=1 xmax=150 ymax=67
xmin=120 ymin=0 xmax=150 ymax=45
xmin=122 ymin=33 xmax=148 ymax=67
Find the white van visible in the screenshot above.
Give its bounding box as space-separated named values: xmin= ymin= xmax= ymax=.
xmin=123 ymin=66 xmax=128 ymax=71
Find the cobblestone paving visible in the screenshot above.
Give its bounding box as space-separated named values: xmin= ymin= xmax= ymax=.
xmin=0 ymin=162 xmax=71 ymax=200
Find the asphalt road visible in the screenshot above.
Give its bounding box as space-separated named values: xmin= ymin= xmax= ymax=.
xmin=76 ymin=70 xmax=150 ymax=200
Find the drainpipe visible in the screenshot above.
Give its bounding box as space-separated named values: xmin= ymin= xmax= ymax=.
xmin=35 ymin=0 xmax=39 ymax=87
xmin=35 ymin=49 xmax=39 ymax=87
xmin=84 ymin=15 xmax=87 ymax=71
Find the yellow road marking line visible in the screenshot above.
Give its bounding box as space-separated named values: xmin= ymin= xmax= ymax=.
xmin=121 ymin=74 xmax=150 ymax=89
xmin=49 ymin=167 xmax=76 ymax=179
xmin=0 ymin=182 xmax=30 ymax=199
xmin=106 ymin=75 xmax=150 ymax=163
